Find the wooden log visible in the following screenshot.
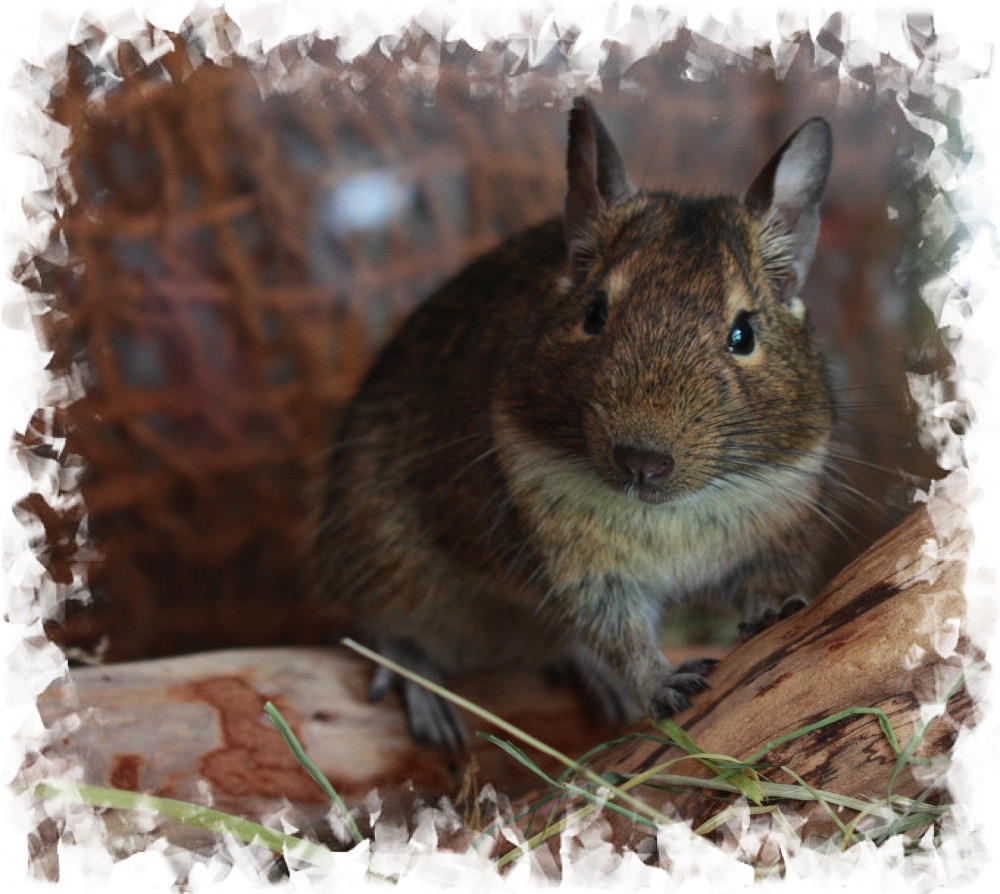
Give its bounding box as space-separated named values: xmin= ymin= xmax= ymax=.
xmin=508 ymin=488 xmax=979 ymax=863
xmin=26 ymin=491 xmax=976 ymax=868
xmin=29 ymin=640 xmax=657 ymax=844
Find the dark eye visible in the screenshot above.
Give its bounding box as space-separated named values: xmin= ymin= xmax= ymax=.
xmin=727 ymin=311 xmax=755 ymax=355
xmin=583 ymin=290 xmax=609 ymax=335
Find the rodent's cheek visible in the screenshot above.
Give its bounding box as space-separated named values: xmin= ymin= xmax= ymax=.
xmin=579 ymin=402 xmax=617 ymax=477
xmin=667 ymin=429 xmax=730 ymax=494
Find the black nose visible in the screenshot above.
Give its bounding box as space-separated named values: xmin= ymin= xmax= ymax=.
xmin=612 ymin=445 xmax=675 ymax=481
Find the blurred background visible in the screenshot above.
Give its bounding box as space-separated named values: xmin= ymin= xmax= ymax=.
xmin=16 ymin=13 xmax=958 ymax=663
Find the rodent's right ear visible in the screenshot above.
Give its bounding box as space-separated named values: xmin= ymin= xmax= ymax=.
xmin=565 ymin=97 xmax=636 ymax=282
xmin=744 ymin=117 xmax=833 ymax=302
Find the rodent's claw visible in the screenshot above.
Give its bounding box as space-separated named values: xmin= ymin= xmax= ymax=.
xmin=778 ymin=595 xmax=809 ymax=620
xmin=368 ymin=664 xmax=395 ymax=703
xmin=648 ymin=667 xmax=713 ymax=719
xmin=677 ymin=673 xmax=712 ymax=694
xmin=649 ymin=687 xmax=692 ymax=718
xmin=675 ymin=657 xmax=720 ymax=677
xmin=739 ymin=594 xmax=810 ymax=640
xmin=739 ymin=607 xmax=778 ymax=641
xmin=368 ymin=664 xmax=467 ymax=753
xmin=399 ymin=678 xmax=468 ymax=755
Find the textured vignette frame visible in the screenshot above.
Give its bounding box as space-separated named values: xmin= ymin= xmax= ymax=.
xmin=1 ymin=1 xmax=998 ymax=890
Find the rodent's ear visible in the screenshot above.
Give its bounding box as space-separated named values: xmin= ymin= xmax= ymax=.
xmin=565 ymin=97 xmax=636 ymax=281
xmin=744 ymin=117 xmax=832 ymax=302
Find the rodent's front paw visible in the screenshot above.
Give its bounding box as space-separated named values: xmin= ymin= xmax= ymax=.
xmin=738 ymin=594 xmax=809 ymax=641
xmin=647 ymin=660 xmax=716 ymax=719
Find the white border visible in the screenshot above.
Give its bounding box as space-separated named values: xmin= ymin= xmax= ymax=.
xmin=3 ymin=2 xmax=998 ymax=890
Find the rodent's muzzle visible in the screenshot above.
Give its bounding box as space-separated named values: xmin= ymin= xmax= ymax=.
xmin=612 ymin=444 xmax=675 ymax=481
xmin=610 ymin=442 xmax=678 ymax=504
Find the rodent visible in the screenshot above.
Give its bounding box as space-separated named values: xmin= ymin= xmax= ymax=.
xmin=316 ymin=97 xmax=835 ymax=752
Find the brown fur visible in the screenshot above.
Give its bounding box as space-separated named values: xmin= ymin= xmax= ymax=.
xmin=315 ymin=99 xmax=835 ymax=748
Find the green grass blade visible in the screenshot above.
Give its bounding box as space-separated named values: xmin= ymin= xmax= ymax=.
xmin=30 ymin=781 xmax=340 ymax=870
xmin=655 ymin=718 xmax=764 ymax=804
xmin=694 ymin=803 xmax=778 ymax=835
xmin=494 ymin=802 xmax=595 ymax=871
xmin=780 ymin=766 xmax=854 ymax=845
xmin=478 ymin=735 xmax=555 ymax=785
xmin=264 ymin=701 xmax=364 ymax=845
xmin=745 ymin=707 xmax=903 ymax=764
xmin=476 ymin=733 xmax=661 ymax=828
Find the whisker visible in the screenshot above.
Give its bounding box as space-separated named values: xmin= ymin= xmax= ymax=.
xmin=724 ymin=440 xmax=907 ymax=479
xmin=713 ymin=453 xmax=869 ymax=546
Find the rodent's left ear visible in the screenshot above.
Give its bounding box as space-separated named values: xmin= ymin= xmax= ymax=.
xmin=565 ymin=97 xmax=637 ymax=281
xmin=744 ymin=117 xmax=832 ymax=302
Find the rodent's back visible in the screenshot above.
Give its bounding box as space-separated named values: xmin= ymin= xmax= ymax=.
xmin=318 ymin=219 xmax=576 ymax=671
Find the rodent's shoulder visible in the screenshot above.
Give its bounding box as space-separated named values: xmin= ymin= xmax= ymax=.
xmin=356 ymin=217 xmax=569 ymax=386
xmin=422 ymin=216 xmax=568 ymax=314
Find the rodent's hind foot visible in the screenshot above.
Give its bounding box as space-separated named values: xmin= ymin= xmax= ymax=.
xmin=647 ymin=662 xmax=716 ymax=720
xmin=366 ymin=635 xmax=467 ymax=755
xmin=738 ymin=594 xmax=809 ymax=641
xmin=398 ymin=677 xmax=467 ymax=755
